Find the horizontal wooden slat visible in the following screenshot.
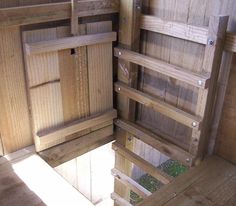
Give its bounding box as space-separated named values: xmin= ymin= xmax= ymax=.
xmin=111 ymin=193 xmax=132 ymax=206
xmin=40 ymin=125 xmax=114 ymax=167
xmin=115 ymin=119 xmax=194 ymax=166
xmin=26 ymin=32 xmax=117 ymax=55
xmin=0 ymin=0 xmax=119 ymax=27
xmin=140 ymin=15 xmax=209 ymax=44
xmin=37 ymin=109 xmax=117 ymax=145
xmin=225 ymin=33 xmax=236 ymax=52
xmin=114 ymin=48 xmax=210 ymax=88
xmin=115 ymin=82 xmax=202 ymax=129
xmin=111 ymin=168 xmax=152 ymax=198
xmin=112 ymin=142 xmax=173 ymax=184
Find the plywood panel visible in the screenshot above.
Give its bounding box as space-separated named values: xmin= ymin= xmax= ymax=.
xmin=0 ymin=27 xmax=32 ymax=154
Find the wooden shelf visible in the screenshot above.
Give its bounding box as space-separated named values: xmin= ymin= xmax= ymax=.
xmin=115 ymin=119 xmax=194 ymax=166
xmin=115 ymin=82 xmax=202 ymax=129
xmin=114 ymin=48 xmax=210 ymax=89
xmin=140 ymin=15 xmax=209 ymax=44
xmin=26 ymin=32 xmax=117 ymax=55
xmin=112 ymin=142 xmax=173 ymax=184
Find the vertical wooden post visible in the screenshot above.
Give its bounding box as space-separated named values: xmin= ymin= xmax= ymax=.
xmin=114 ymin=0 xmax=142 ymax=203
xmin=189 ymin=16 xmax=229 ymax=162
xmin=71 ymin=0 xmax=79 ymax=35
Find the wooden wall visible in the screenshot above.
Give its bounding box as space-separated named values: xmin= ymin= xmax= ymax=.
xmin=135 ymin=0 xmax=236 ymax=165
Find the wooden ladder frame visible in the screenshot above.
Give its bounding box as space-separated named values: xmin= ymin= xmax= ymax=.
xmin=113 ymin=1 xmax=229 ymax=205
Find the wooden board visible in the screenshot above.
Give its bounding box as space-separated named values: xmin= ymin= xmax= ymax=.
xmin=23 ymin=21 xmax=115 ymax=152
xmin=0 ymin=27 xmax=32 ymax=154
xmin=138 ymin=156 xmax=236 ymax=206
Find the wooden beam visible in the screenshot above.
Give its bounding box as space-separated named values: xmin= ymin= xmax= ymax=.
xmin=112 ymin=168 xmax=152 ymax=198
xmin=111 ymin=193 xmax=133 ymax=206
xmin=140 ymin=15 xmax=209 ymax=44
xmin=115 ymin=82 xmax=202 ymax=129
xmin=115 ymin=119 xmax=194 ymax=166
xmin=0 ymin=0 xmax=119 ymax=27
xmin=37 ymin=109 xmax=117 ymax=145
xmin=114 ymin=48 xmax=210 ymax=89
xmin=71 ymin=0 xmax=79 ymax=35
xmin=190 ymin=16 xmax=229 ymax=157
xmin=40 ymin=125 xmax=114 ymax=167
xmin=25 ymin=32 xmax=117 ymax=55
xmin=112 ymin=142 xmax=173 ymax=184
xmin=225 ymin=33 xmax=236 ymax=52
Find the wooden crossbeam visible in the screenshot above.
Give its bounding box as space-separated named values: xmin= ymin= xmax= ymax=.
xmin=114 ymin=48 xmax=210 ymax=88
xmin=115 ymin=82 xmax=202 ymax=129
xmin=37 ymin=109 xmax=117 ymax=145
xmin=140 ymin=15 xmax=236 ymax=53
xmin=140 ymin=15 xmax=209 ymax=44
xmin=112 ymin=142 xmax=173 ymax=184
xmin=25 ymin=32 xmax=117 ymax=55
xmin=0 ymin=0 xmax=119 ymax=27
xmin=111 ymin=168 xmax=152 ymax=198
xmin=115 ymin=119 xmax=194 ymax=166
xmin=40 ymin=126 xmax=114 ymax=167
xmin=111 ymin=193 xmax=133 ymax=206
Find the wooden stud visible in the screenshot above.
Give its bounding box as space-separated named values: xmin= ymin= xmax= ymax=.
xmin=111 ymin=168 xmax=152 ymax=198
xmin=115 ymin=119 xmax=194 ymax=166
xmin=115 ymin=0 xmax=142 ymax=203
xmin=190 ymin=16 xmax=229 ymax=157
xmin=115 ymin=82 xmax=202 ymax=129
xmin=71 ymin=0 xmax=78 ymax=35
xmin=140 ymin=15 xmax=209 ymax=44
xmin=112 ymin=142 xmax=173 ymax=185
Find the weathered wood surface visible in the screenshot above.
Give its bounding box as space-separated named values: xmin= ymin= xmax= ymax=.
xmin=0 ymin=27 xmax=32 ymax=154
xmin=138 ymin=0 xmax=236 ymax=164
xmin=0 ymin=0 xmax=119 ymax=27
xmin=138 ymin=156 xmax=236 ymax=206
xmin=23 ymin=21 xmax=115 ymax=152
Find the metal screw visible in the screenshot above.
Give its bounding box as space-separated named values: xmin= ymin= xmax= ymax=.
xmin=198 ymin=80 xmax=203 ymax=86
xmin=118 ymin=51 xmax=122 ymax=56
xmin=118 ymin=87 xmax=121 ymax=91
xmin=136 ymin=5 xmax=141 ymax=10
xmin=192 ymin=122 xmax=198 ymax=127
xmin=186 ymin=158 xmax=190 ymax=163
xmin=207 ymin=39 xmax=214 ymax=46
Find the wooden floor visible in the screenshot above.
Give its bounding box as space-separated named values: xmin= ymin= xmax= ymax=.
xmin=0 ymin=147 xmax=94 ymax=206
xmin=138 ymin=155 xmax=236 ymax=206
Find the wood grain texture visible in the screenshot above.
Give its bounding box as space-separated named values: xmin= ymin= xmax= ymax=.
xmin=140 ymin=15 xmax=209 ymax=44
xmin=138 ymin=156 xmax=236 ymax=206
xmin=0 ymin=27 xmax=32 ymax=154
xmin=87 ymin=21 xmax=114 ymax=114
xmin=115 ymin=48 xmax=210 ymax=89
xmin=0 ymin=0 xmax=119 ymax=27
xmin=25 ymin=32 xmax=117 ymax=55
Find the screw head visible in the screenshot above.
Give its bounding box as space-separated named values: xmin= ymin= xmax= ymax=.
xmin=207 ymin=39 xmax=214 ymax=46
xmin=136 ymin=5 xmax=141 ymax=10
xmin=118 ymin=51 xmax=122 ymax=56
xmin=192 ymin=122 xmax=198 ymax=127
xmin=118 ymin=87 xmax=121 ymax=91
xmin=198 ymin=80 xmax=203 ymax=86
xmin=186 ymin=158 xmax=190 ymax=163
